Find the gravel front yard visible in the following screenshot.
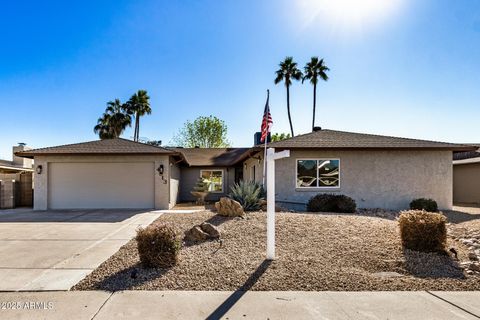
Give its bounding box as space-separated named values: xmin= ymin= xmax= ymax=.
xmin=73 ymin=210 xmax=480 ymax=291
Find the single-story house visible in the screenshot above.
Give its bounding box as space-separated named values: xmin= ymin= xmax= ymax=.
xmin=16 ymin=129 xmax=475 ymax=211
xmin=453 ymin=145 xmax=480 ymax=205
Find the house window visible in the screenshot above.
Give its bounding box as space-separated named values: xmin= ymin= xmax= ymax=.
xmin=200 ymin=170 xmax=224 ymax=192
xmin=296 ymin=159 xmax=340 ymax=188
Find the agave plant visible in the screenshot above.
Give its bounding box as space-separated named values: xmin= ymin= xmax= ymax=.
xmin=229 ymin=180 xmax=265 ymax=211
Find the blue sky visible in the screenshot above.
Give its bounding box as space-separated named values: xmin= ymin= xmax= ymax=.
xmin=1 ymin=0 xmax=479 ymax=159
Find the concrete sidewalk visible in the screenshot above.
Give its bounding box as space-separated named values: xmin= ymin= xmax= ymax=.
xmin=0 ymin=291 xmax=479 ymax=320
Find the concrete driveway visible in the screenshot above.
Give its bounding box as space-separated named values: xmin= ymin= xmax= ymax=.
xmin=0 ymin=208 xmax=163 ymax=291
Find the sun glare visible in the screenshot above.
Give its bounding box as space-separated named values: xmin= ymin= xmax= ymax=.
xmin=298 ymin=0 xmax=404 ymax=33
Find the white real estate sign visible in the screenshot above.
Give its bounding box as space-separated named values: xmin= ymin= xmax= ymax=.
xmin=266 ymin=148 xmax=290 ymax=260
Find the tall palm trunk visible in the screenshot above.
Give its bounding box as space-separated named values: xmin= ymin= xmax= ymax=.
xmin=136 ymin=118 xmax=140 ymax=142
xmin=312 ymin=82 xmax=317 ymax=131
xmin=134 ymin=114 xmax=140 ymax=142
xmin=286 ymin=84 xmax=294 ymax=137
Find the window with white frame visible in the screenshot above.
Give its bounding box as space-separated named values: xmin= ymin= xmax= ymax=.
xmin=296 ymin=159 xmax=340 ymax=188
xmin=200 ymin=170 xmax=224 ymax=192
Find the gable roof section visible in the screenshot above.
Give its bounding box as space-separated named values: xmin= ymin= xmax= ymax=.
xmin=262 ymin=129 xmax=476 ymax=151
xmin=16 ymin=138 xmax=175 ymax=158
xmin=172 ymin=148 xmax=251 ymax=167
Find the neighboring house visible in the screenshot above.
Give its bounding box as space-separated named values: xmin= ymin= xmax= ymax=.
xmin=453 ymin=145 xmax=480 ymax=205
xmin=0 ymin=144 xmax=34 ymax=208
xmin=16 ymin=129 xmax=475 ymax=211
xmin=0 ymin=144 xmax=33 ymax=174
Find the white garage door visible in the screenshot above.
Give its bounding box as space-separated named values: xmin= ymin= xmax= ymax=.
xmin=48 ymin=162 xmax=155 ymax=209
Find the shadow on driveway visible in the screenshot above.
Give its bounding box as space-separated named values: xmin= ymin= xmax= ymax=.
xmin=0 ymin=209 xmax=150 ymax=223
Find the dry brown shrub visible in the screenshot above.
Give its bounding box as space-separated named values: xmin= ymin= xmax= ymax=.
xmin=398 ymin=210 xmax=447 ymax=252
xmin=136 ymin=224 xmax=181 ymax=268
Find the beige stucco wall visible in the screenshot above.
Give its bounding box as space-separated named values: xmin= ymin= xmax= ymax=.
xmin=33 ymin=155 xmax=171 ymax=210
xmin=244 ymin=149 xmax=452 ymax=210
xmin=453 ymin=162 xmax=480 ymax=205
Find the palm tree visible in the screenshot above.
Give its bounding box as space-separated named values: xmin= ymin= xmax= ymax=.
xmin=126 ymin=90 xmax=151 ymax=142
xmin=94 ymin=114 xmax=115 ymax=139
xmin=274 ymin=57 xmax=303 ymax=137
xmin=303 ymin=57 xmax=329 ymax=131
xmin=93 ymin=99 xmax=131 ymax=139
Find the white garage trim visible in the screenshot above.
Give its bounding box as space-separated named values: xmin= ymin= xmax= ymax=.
xmin=48 ymin=162 xmax=155 ymax=209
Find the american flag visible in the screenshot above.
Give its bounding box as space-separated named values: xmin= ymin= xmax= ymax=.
xmin=260 ymin=90 xmax=273 ymax=143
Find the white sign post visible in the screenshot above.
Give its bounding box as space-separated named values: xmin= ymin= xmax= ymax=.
xmin=266 ymin=147 xmax=290 ymax=260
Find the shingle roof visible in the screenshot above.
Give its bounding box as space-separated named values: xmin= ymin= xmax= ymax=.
xmin=453 ymin=144 xmax=480 ymax=161
xmin=172 ymin=148 xmax=251 ymax=167
xmin=261 ymin=129 xmax=476 ymax=151
xmin=16 ymin=138 xmax=175 ymax=158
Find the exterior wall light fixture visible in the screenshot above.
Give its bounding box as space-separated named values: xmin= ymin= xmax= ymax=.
xmin=157 ymin=164 xmax=164 ymax=176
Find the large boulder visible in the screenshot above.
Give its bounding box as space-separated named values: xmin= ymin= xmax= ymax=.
xmin=200 ymin=222 xmax=220 ymax=239
xmin=215 ymin=197 xmax=244 ymax=217
xmin=184 ymin=223 xmax=221 ymax=242
xmin=184 ymin=226 xmax=209 ymax=242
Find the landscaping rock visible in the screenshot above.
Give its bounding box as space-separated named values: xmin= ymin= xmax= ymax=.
xmin=215 ymin=197 xmax=244 ymax=217
xmin=468 ymin=252 xmax=478 ymax=261
xmin=357 ymin=208 xmax=399 ymax=219
xmin=469 ymin=263 xmax=480 ymax=272
xmin=74 ymin=210 xmax=480 ymax=292
xmin=184 ymin=223 xmax=220 ymax=242
xmin=200 ymin=222 xmax=220 ymax=239
xmin=184 ymin=226 xmax=209 ymax=242
xmin=372 ymin=271 xmax=404 ymax=279
xmin=259 ymin=200 xmax=282 ymax=212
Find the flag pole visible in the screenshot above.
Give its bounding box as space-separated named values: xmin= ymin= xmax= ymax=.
xmin=262 ymin=89 xmax=269 ymax=187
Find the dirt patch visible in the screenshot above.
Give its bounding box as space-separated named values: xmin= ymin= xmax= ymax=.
xmin=73 ymin=211 xmax=480 ymax=291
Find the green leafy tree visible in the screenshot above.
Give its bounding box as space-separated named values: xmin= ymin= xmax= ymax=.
xmin=303 ymin=57 xmax=329 ymax=130
xmin=126 ymin=90 xmax=151 ymax=142
xmin=271 ymin=132 xmax=291 ymax=142
xmin=93 ymin=99 xmax=131 ymax=139
xmin=173 ymin=115 xmax=231 ymax=148
xmin=274 ymin=56 xmax=303 ymax=137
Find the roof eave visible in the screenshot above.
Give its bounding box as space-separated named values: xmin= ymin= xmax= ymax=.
xmin=255 ymin=146 xmax=477 ymax=152
xmin=453 ymin=158 xmax=480 ymax=165
xmin=15 ymin=151 xmax=177 ymax=159
xmin=0 ymin=165 xmax=34 ymax=172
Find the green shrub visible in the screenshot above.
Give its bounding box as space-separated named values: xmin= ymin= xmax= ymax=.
xmin=307 ymin=194 xmax=356 ymax=213
xmin=398 ymin=210 xmax=447 ymax=252
xmin=410 ymin=198 xmax=438 ymax=212
xmin=229 ymin=180 xmax=265 ymax=211
xmin=193 ymin=177 xmax=209 ymax=192
xmin=136 ymin=224 xmax=181 ymax=268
